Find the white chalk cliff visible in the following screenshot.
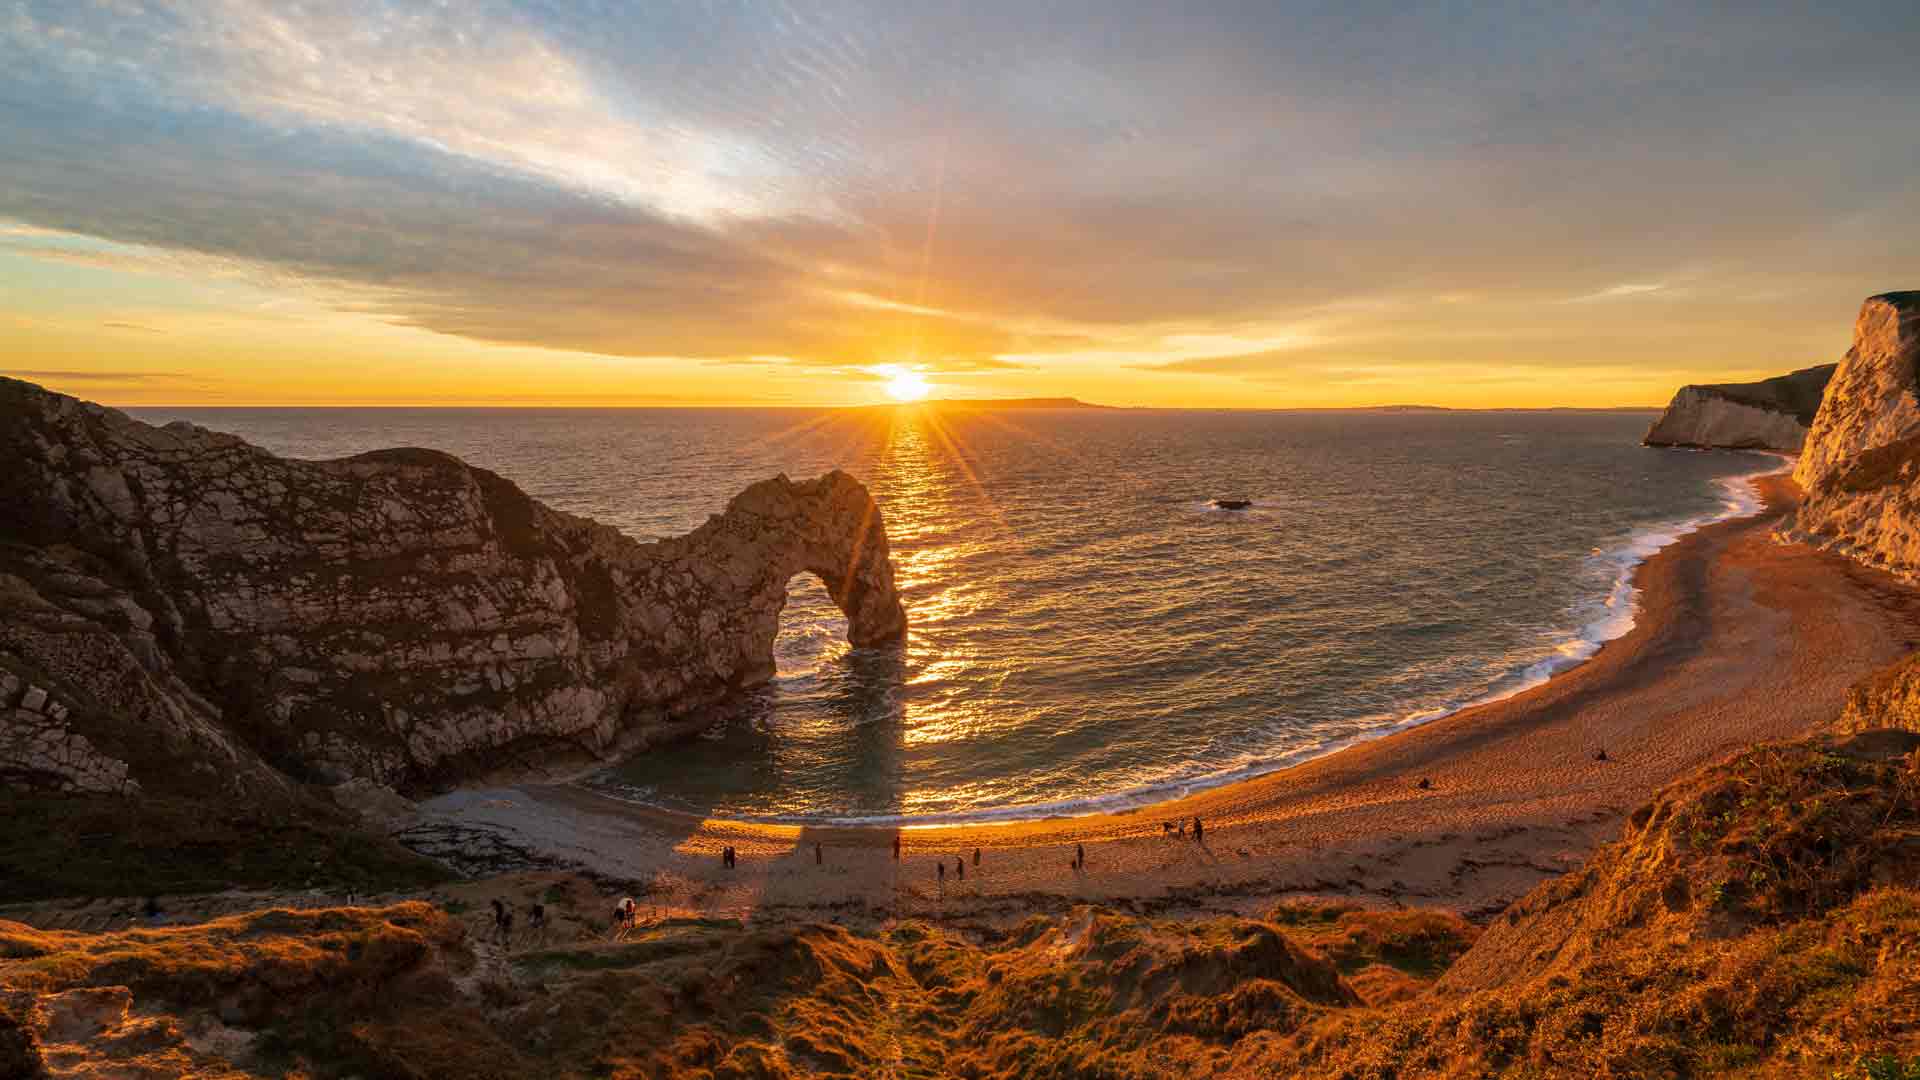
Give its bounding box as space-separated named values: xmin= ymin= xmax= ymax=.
xmin=1779 ymin=292 xmax=1920 ymax=575
xmin=0 ymin=378 xmax=906 ymax=797
xmin=1643 ymin=365 xmax=1835 ymax=451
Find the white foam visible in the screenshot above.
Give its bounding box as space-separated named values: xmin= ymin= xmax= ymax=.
xmin=585 ymin=459 xmax=1787 ymax=829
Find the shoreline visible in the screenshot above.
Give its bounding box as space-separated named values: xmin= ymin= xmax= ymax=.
xmin=548 ymin=457 xmax=1787 ymax=830
xmin=412 ymin=468 xmax=1920 ymax=919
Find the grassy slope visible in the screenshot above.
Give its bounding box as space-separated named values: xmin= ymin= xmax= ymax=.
xmin=8 ymin=675 xmax=1920 ymax=1077
xmin=0 ymin=791 xmax=451 ymax=904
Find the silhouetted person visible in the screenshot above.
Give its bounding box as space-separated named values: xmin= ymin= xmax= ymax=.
xmin=956 ymin=856 xmax=965 ymax=881
xmin=892 ymin=835 xmax=901 ymax=861
xmin=1162 ymin=821 xmax=1175 ymax=838
xmin=1177 ymin=820 xmax=1187 ymax=839
xmin=499 ymin=907 xmax=514 ymax=947
xmin=1075 ymin=843 xmax=1085 ymax=870
xmin=972 ymin=847 xmax=981 ymax=867
xmin=816 ymin=842 xmax=823 ymax=865
xmin=1193 ymin=817 xmax=1204 ymax=845
xmin=722 ymin=845 xmax=736 ymax=869
xmin=529 ymin=903 xmax=547 ymax=932
xmin=937 ymin=861 xmax=946 ymax=887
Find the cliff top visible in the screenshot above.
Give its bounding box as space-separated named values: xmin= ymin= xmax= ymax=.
xmin=1687 ymin=362 xmax=1837 ymax=425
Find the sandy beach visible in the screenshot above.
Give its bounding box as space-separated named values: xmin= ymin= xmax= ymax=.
xmin=413 ymin=470 xmax=1920 ymax=923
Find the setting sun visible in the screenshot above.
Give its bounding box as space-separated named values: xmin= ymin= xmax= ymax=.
xmin=886 ymin=371 xmax=931 ymax=401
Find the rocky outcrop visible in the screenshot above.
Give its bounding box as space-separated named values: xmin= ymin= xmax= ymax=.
xmin=1794 ymin=293 xmax=1920 ymax=489
xmin=1778 ymin=292 xmax=1920 ymax=576
xmin=1642 ymin=364 xmax=1835 ymax=450
xmin=0 ymin=377 xmax=905 ymax=795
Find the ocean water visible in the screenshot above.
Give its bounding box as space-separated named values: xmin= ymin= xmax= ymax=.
xmin=133 ymin=406 xmax=1774 ymax=824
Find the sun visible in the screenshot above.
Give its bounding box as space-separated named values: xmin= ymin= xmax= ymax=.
xmin=886 ymin=371 xmax=931 ymax=402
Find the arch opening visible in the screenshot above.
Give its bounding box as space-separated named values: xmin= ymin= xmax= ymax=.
xmin=772 ymin=571 xmax=852 ymax=681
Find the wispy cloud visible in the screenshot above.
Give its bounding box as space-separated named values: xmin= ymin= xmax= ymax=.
xmin=1569 ymin=283 xmax=1670 ymax=303
xmin=0 ymin=1 xmax=1915 ymax=393
xmin=4 ymin=369 xmax=187 ymax=382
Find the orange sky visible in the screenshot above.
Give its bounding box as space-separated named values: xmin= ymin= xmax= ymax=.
xmin=2 ymin=4 xmax=1912 ymax=408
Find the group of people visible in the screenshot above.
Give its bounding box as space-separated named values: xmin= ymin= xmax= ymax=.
xmin=1160 ymin=816 xmax=1205 ymax=844
xmin=934 ymin=851 xmax=981 ymax=887
xmin=489 ymin=898 xmax=546 ymax=946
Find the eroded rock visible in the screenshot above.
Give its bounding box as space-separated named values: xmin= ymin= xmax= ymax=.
xmin=1642 ymin=364 xmax=1834 ymax=451
xmin=1779 ymin=292 xmax=1920 ymax=576
xmin=0 ymin=377 xmax=905 ymax=795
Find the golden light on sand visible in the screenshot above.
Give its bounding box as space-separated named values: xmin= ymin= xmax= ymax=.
xmin=886 ymin=371 xmax=931 ymax=401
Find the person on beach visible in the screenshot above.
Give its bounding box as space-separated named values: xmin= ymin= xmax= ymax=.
xmin=1177 ymin=820 xmax=1186 ymax=839
xmin=816 ymin=842 xmax=823 ymax=865
xmin=1075 ymin=843 xmax=1085 ymax=870
xmin=612 ymin=896 xmax=637 ymax=938
xmin=1193 ymin=817 xmax=1204 ymax=846
xmin=490 ymin=898 xmax=506 ymax=943
xmin=528 ymin=903 xmax=547 ymax=941
xmin=956 ymin=856 xmax=965 ymax=881
xmin=972 ymin=847 xmax=981 ymax=867
xmin=892 ymin=835 xmax=901 ymax=861
xmin=938 ymin=861 xmax=946 ymax=887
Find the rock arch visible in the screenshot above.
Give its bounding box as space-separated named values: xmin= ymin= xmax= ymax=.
xmin=639 ymin=471 xmax=908 ymax=690
xmin=0 ymin=376 xmax=907 ymax=793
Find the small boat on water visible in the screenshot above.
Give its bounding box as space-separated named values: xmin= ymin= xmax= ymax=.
xmin=1211 ymin=498 xmax=1253 ymax=510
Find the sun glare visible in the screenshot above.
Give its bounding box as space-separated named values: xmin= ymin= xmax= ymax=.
xmin=886 ymin=371 xmax=931 ymax=402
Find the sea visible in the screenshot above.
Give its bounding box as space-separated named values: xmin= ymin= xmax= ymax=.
xmin=131 ymin=406 xmax=1776 ymax=826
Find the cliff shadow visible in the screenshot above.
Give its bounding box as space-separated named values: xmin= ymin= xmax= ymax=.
xmin=576 ymin=571 xmax=913 ymax=919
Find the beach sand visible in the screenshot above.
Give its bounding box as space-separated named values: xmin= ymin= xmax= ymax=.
xmin=413 ymin=472 xmax=1920 ymax=924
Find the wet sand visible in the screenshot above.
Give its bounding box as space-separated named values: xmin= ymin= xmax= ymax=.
xmin=414 ymin=472 xmax=1920 ymax=923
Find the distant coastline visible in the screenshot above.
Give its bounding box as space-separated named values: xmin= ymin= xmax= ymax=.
xmin=844 ymin=396 xmax=1116 ymax=411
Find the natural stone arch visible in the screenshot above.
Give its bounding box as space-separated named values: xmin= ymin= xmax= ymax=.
xmin=648 ymin=471 xmax=908 ymax=690
xmin=0 ymin=376 xmax=908 ymax=793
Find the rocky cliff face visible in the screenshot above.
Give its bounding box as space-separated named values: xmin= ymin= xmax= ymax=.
xmin=0 ymin=378 xmax=905 ymax=796
xmin=1779 ymin=292 xmax=1920 ymax=576
xmin=1642 ymin=364 xmax=1835 ymax=451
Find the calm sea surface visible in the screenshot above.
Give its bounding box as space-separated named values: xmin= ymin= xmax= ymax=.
xmin=132 ymin=407 xmax=1773 ymax=823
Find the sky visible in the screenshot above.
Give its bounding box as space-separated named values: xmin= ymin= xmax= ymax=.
xmin=0 ymin=1 xmax=1916 ymax=408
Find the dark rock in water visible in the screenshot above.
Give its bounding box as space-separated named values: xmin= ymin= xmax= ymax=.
xmin=0 ymin=376 xmax=908 ymax=798
xmin=1211 ymin=499 xmax=1254 ymax=511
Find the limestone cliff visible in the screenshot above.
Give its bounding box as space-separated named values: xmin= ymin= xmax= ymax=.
xmin=1778 ymin=292 xmax=1920 ymax=576
xmin=0 ymin=377 xmax=905 ymax=796
xmin=1641 ymin=364 xmax=1834 ymax=450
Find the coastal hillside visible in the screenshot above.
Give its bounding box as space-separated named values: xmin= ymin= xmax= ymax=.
xmin=1642 ymin=363 xmax=1836 ymax=450
xmin=0 ymin=377 xmax=905 ymax=802
xmin=7 ymin=697 xmax=1919 ymax=1077
xmin=1782 ymin=292 xmax=1920 ymax=575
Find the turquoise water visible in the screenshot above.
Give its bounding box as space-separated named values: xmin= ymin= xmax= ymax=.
xmin=136 ymin=406 xmax=1774 ymax=823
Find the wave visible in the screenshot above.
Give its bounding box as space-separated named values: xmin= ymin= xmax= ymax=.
xmin=582 ymin=459 xmax=1785 ymax=829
